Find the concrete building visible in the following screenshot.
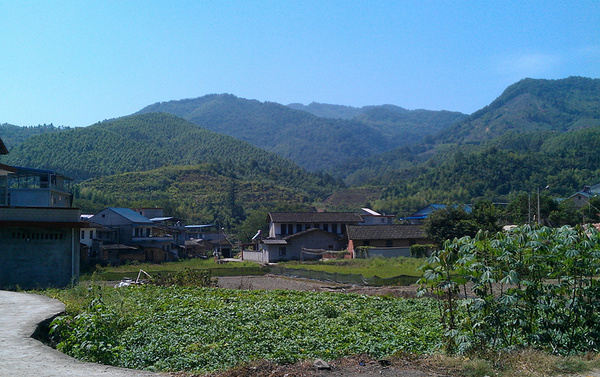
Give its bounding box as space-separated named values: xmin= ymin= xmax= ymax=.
xmin=0 ymin=140 xmax=84 ymax=289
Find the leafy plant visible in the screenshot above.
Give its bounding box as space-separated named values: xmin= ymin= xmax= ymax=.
xmin=419 ymin=225 xmax=600 ymax=355
xmin=47 ymin=285 xmax=443 ymax=373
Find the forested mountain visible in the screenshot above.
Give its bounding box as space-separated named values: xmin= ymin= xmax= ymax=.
xmin=331 ymin=77 xmax=600 ymax=188
xmin=286 ymin=102 xmax=364 ymax=119
xmin=0 ymin=123 xmax=65 ymax=149
xmin=436 ymin=76 xmax=600 ymax=143
xmin=4 ymin=76 xmax=600 ymax=226
xmin=136 ymin=94 xmax=465 ymax=171
xmin=2 ymin=113 xmax=340 ymax=199
xmin=371 ymin=126 xmax=600 ymax=216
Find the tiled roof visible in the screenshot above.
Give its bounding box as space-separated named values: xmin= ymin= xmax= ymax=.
xmin=346 ymin=225 xmax=426 ymax=240
xmin=268 ymin=212 xmax=363 ymax=223
xmin=283 ymin=227 xmax=337 ymax=241
xmin=108 ymin=207 xmax=154 ymax=224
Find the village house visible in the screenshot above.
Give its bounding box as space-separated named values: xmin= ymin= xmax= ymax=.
xmin=244 ymin=211 xmax=364 ymax=263
xmin=89 ymin=207 xmax=175 ymax=263
xmin=266 ymin=211 xmax=363 ymax=238
xmin=358 ymin=208 xmax=395 ymax=225
xmin=0 ymin=138 xmax=85 ymax=289
xmin=566 ymin=185 xmax=600 ymax=209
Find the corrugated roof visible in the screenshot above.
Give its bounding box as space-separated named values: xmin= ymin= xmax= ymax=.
xmin=108 ymin=207 xmax=154 ymax=224
xmin=361 ymin=208 xmax=381 ymax=216
xmin=268 ymin=212 xmax=363 ymax=223
xmin=262 ymin=239 xmax=288 ymax=245
xmin=346 ymin=225 xmax=426 ymax=240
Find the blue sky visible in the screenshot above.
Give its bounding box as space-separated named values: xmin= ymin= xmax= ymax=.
xmin=1 ymin=1 xmax=599 ymax=127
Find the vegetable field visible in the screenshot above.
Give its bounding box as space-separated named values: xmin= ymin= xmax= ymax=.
xmin=48 ymin=285 xmax=443 ymax=373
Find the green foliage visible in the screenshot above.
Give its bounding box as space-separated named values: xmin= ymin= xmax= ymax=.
xmin=410 ymin=244 xmax=435 ymax=258
xmin=150 ymin=268 xmax=217 ymax=287
xmin=4 ymin=113 xmax=341 ymax=198
xmin=280 ymin=257 xmax=426 ymax=278
xmin=0 ymin=123 xmax=66 ymax=149
xmin=438 ymin=77 xmax=600 ymax=143
xmin=136 ymin=94 xmax=465 ymax=172
xmin=73 ymin=164 xmax=318 ymax=228
xmin=420 ymin=225 xmax=600 ymax=355
xmin=423 ymin=204 xmax=501 ymax=246
xmin=48 ymin=285 xmax=442 ymax=373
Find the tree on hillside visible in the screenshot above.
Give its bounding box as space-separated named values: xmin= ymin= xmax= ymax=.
xmin=423 ymin=205 xmax=480 ymax=246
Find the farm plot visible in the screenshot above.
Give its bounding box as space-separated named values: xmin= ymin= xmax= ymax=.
xmin=48 ymin=285 xmax=443 ymax=373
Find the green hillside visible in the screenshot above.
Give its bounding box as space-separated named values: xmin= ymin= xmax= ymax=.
xmin=136 ymin=94 xmax=465 ymax=171
xmin=2 ymin=113 xmax=340 ymax=199
xmin=0 ymin=123 xmax=65 ymax=149
xmin=74 ymin=164 xmax=314 ymax=226
xmin=286 ymin=102 xmax=364 ymax=119
xmin=372 ymin=126 xmax=600 ymax=217
xmin=437 ymin=76 xmax=600 ymax=143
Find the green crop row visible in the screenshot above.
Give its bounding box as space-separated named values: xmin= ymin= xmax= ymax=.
xmin=47 ymin=285 xmax=443 ymax=373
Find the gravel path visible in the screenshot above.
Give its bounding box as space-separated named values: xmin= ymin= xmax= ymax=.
xmin=0 ymin=290 xmax=166 ymax=377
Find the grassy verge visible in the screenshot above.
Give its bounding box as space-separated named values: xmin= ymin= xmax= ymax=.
xmin=81 ymin=258 xmax=262 ymax=281
xmin=279 ymin=257 xmax=426 ymax=278
xmin=82 ymin=256 xmax=426 ymax=282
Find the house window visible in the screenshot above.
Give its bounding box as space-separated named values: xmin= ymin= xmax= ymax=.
xmin=363 ymin=240 xmax=370 ymax=246
xmin=81 ymin=231 xmax=85 ymax=239
xmin=90 ymin=230 xmax=94 ymax=239
xmin=279 ymin=247 xmax=287 ymax=256
xmin=323 ymin=224 xmax=329 ymax=232
xmin=386 ymin=240 xmax=393 ymax=247
xmin=287 ymin=224 xmax=294 ymax=235
xmin=146 ymin=228 xmax=151 ymax=237
xmin=332 ymin=224 xmax=338 ymax=233
xmin=305 ymin=224 xmax=310 ymax=230
xmin=135 ymin=228 xmax=140 ymax=237
xmin=296 ymin=224 xmax=303 ymax=233
xmin=280 ymin=224 xmax=287 ymax=235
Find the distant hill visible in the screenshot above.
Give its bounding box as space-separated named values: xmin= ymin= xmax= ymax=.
xmin=0 ymin=123 xmax=65 ymax=150
xmin=286 ymin=102 xmax=364 ymax=119
xmin=136 ymin=94 xmax=465 ymax=171
xmin=2 ymin=112 xmax=340 ymax=199
xmin=437 ymin=76 xmax=600 ymax=143
xmin=288 ymin=103 xmax=467 ymax=138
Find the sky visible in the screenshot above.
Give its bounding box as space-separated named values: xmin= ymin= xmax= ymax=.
xmin=1 ymin=1 xmax=599 ymax=127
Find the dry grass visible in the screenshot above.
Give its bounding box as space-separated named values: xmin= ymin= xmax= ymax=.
xmin=422 ymin=349 xmax=600 ymax=377
xmin=168 ymin=351 xmax=600 ymax=377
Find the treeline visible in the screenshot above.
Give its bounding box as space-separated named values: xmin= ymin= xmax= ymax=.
xmin=0 ymin=123 xmax=66 ymax=149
